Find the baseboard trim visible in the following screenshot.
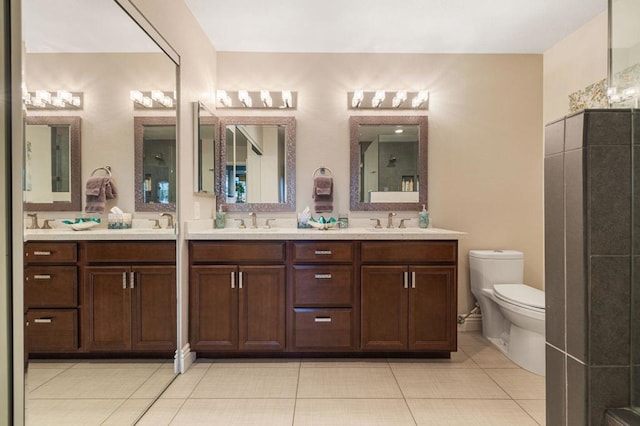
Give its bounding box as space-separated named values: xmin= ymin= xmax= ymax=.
xmin=176 ymin=343 xmax=196 ymax=373
xmin=457 ymin=314 xmax=482 ymax=332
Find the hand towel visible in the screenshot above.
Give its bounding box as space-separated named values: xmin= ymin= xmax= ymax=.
xmin=313 ymin=176 xmax=333 ymax=213
xmin=85 ymin=177 xmax=107 ymax=213
xmin=85 ymin=176 xmax=104 ymax=196
xmin=105 ymin=178 xmax=117 ymax=200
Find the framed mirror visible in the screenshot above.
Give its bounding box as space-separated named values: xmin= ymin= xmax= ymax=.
xmin=216 ymin=116 xmax=296 ymax=212
xmin=350 ymin=116 xmax=428 ymax=211
xmin=135 ymin=117 xmax=177 ymax=212
xmin=23 ymin=116 xmax=81 ymax=212
xmin=193 ymin=101 xmax=218 ymax=195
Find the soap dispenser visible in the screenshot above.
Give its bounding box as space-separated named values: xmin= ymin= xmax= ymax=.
xmin=419 ymin=204 xmax=429 ymax=228
xmin=214 ymin=205 xmax=226 ymax=229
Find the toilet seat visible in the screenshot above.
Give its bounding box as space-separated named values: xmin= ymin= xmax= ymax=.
xmin=493 ymin=284 xmax=545 ymax=313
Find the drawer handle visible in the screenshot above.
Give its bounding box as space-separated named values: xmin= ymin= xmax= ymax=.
xmin=231 ymin=271 xmax=235 ymax=289
xmin=411 ymin=271 xmax=416 ymax=289
xmin=34 ymin=318 xmax=53 ymax=324
xmin=34 ymin=274 xmax=51 ymax=280
xmin=314 ymin=317 xmax=332 ymax=323
xmin=314 ymin=250 xmax=332 ymax=255
xmin=130 ymin=271 xmax=135 ymax=289
xmin=239 ymin=271 xmax=243 ymax=289
xmin=314 ymin=274 xmax=332 ymax=279
xmin=122 ymin=272 xmax=127 ymax=289
xmin=404 ymin=271 xmax=408 ymax=289
xmin=33 ymin=251 xmax=52 ymax=256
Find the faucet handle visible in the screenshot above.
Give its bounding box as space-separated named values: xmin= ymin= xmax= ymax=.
xmin=399 ymin=218 xmax=411 ymax=228
xmin=42 ymin=219 xmax=53 ymax=230
xmin=264 ymin=219 xmax=276 ymax=229
xmin=234 ymin=218 xmax=246 ymax=229
xmin=370 ymin=218 xmax=382 ymax=229
xmin=151 ymin=219 xmax=161 ymax=229
xmin=27 ymin=213 xmax=40 ymax=229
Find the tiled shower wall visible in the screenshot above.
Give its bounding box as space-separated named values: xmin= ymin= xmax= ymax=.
xmin=544 ymin=109 xmax=634 ymax=425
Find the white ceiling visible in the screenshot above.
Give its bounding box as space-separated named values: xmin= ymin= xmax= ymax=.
xmin=23 ymin=0 xmax=607 ymax=54
xmin=183 ymin=0 xmax=608 ymax=54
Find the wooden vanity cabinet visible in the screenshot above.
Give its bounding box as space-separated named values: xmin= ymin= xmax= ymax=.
xmin=289 ymin=241 xmax=356 ymax=351
xmin=189 ymin=242 xmax=286 ymax=352
xmin=360 ymin=241 xmax=457 ymax=352
xmin=24 ymin=242 xmax=80 ymax=353
xmin=82 ymin=241 xmax=176 ymax=353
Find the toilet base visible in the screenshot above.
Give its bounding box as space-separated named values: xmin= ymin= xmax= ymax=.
xmin=487 ymin=324 xmax=545 ymax=376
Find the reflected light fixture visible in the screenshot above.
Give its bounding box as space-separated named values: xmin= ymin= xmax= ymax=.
xmin=130 ymin=90 xmax=175 ymax=109
xmin=215 ymin=90 xmax=297 ymax=109
xmin=372 ymin=90 xmax=386 ymax=108
xmin=24 ymin=89 xmax=83 ymax=110
xmin=238 ymin=90 xmax=253 ymax=107
xmin=260 ymin=90 xmax=273 ymax=107
xmin=348 ymin=90 xmax=429 ymax=110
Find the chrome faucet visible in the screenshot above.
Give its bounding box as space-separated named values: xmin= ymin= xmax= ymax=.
xmin=249 ymin=212 xmax=257 ymax=229
xmin=160 ymin=213 xmax=174 ymax=229
xmin=27 ymin=213 xmax=40 ymax=229
xmin=387 ymin=212 xmax=396 ymax=228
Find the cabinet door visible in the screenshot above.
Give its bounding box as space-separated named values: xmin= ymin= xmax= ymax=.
xmin=131 ymin=266 xmax=176 ymax=352
xmin=84 ymin=266 xmax=131 ymax=351
xmin=409 ymin=266 xmax=457 ymax=351
xmin=361 ymin=265 xmax=408 ymax=350
xmin=238 ymin=265 xmax=286 ymax=351
xmin=190 ymin=265 xmax=238 ymax=351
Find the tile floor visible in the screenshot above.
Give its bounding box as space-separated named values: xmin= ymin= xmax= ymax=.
xmin=25 ymin=331 xmax=546 ymax=425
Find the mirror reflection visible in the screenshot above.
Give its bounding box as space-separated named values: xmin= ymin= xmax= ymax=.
xmin=216 ymin=116 xmax=296 ymax=212
xmin=194 ymin=102 xmax=217 ymax=195
xmin=350 ymin=116 xmax=428 ymax=211
xmin=23 ymin=116 xmax=81 ymax=211
xmin=135 ymin=117 xmax=177 ymax=211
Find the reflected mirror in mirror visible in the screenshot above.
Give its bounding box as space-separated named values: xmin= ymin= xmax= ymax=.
xmin=194 ymin=101 xmax=218 ymax=195
xmin=135 ymin=117 xmax=177 ymax=212
xmin=23 ymin=116 xmax=81 ymax=211
xmin=216 ymin=116 xmax=296 ymax=212
xmin=350 ymin=116 xmax=428 ymax=211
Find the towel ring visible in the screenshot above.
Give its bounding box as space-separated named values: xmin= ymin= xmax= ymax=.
xmin=91 ymin=166 xmax=112 ymax=177
xmin=313 ymin=166 xmax=333 ymax=178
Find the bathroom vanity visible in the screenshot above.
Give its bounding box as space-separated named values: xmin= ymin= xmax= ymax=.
xmin=186 ymin=224 xmax=464 ymax=357
xmin=24 ymin=229 xmax=177 ymax=357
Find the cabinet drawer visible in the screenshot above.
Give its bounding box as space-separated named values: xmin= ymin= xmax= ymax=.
xmin=292 ymin=242 xmax=353 ymax=263
xmin=190 ymin=241 xmax=285 ymax=263
xmin=293 ymin=309 xmax=353 ymax=349
xmin=84 ymin=241 xmax=175 ymax=263
xmin=361 ymin=241 xmax=457 ymax=263
xmin=24 ymin=243 xmax=77 ymax=264
xmin=292 ymin=266 xmax=353 ymax=306
xmin=25 ymin=266 xmax=77 ymax=308
xmin=27 ymin=309 xmax=78 ymax=352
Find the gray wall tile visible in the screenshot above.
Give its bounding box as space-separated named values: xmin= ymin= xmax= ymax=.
xmin=633 ymin=257 xmax=640 ymax=366
xmin=589 ymin=366 xmax=630 ymax=425
xmin=634 ymin=112 xmax=640 ymax=145
xmin=547 ymin=344 xmax=567 ymax=426
xmin=567 ymin=356 xmax=587 ymax=426
xmin=545 ymin=153 xmax=565 ymax=349
xmin=589 ymin=256 xmax=630 ymax=366
xmin=634 ymin=147 xmax=640 ymax=254
xmin=565 ymin=112 xmax=585 ymax=151
xmin=585 ymin=110 xmax=631 ymax=146
xmin=589 ymin=145 xmax=631 ymax=255
xmin=545 ymin=118 xmax=565 ymax=156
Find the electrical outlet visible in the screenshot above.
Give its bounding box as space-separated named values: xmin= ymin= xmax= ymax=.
xmin=194 ymin=202 xmax=200 ymax=219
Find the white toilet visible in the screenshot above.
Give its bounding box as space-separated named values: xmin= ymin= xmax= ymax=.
xmin=468 ymin=250 xmax=545 ymax=376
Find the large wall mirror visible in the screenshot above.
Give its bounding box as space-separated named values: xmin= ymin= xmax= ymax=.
xmin=23 ymin=116 xmax=81 ymax=211
xmin=350 ymin=116 xmax=428 ymax=211
xmin=135 ymin=117 xmax=177 ymax=212
xmin=216 ymin=116 xmax=296 ymax=212
xmin=193 ymin=101 xmax=217 ymax=195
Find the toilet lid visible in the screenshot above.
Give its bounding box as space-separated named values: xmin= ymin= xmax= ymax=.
xmin=493 ymin=284 xmax=545 ymax=310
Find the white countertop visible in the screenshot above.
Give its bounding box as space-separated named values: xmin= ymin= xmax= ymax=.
xmin=24 ymin=228 xmax=177 ymax=241
xmin=184 ymin=220 xmax=466 ymax=241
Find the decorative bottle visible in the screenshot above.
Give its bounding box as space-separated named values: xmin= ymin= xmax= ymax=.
xmin=419 ymin=204 xmax=429 ymax=228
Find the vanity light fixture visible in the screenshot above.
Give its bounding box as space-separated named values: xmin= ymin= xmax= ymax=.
xmin=215 ymin=90 xmax=297 ymax=109
xmin=24 ymin=89 xmax=83 ymax=110
xmin=130 ymin=90 xmax=175 ymax=109
xmin=348 ymin=89 xmax=429 ymax=110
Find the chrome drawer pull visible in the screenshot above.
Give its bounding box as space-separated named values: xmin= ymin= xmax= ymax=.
xmin=314 ymin=274 xmax=332 ymax=279
xmin=122 ymin=272 xmax=127 ymax=289
xmin=130 ymin=271 xmax=135 ymax=289
xmin=34 ymin=318 xmax=52 ymax=324
xmin=314 ymin=317 xmax=332 ymax=323
xmin=34 ymin=274 xmax=51 ymax=280
xmin=231 ymin=271 xmax=235 ymax=289
xmin=239 ymin=271 xmax=243 ymax=289
xmin=411 ymin=271 xmax=416 ymax=289
xmin=404 ymin=271 xmax=408 ymax=289
xmin=33 ymin=251 xmax=52 ymax=256
xmin=314 ymin=250 xmax=332 ymax=255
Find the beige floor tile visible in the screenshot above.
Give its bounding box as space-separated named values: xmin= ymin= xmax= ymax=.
xmin=70 ymin=359 xmax=168 ymax=369
xmin=460 ymin=344 xmax=519 ymax=369
xmin=26 ymin=398 xmax=124 ymax=426
xmin=294 ymin=398 xmax=416 ymax=426
xmin=485 ymin=369 xmax=545 ymax=399
xmin=101 ymin=398 xmax=154 ymax=426
xmin=393 ymin=368 xmax=509 ymax=399
xmin=297 ymin=367 xmax=403 ymax=398
xmin=190 ymin=366 xmax=299 ymax=398
xmin=407 ymin=398 xmax=538 ymax=425
xmin=517 ymin=399 xmax=546 ymax=425
xmin=457 ymin=331 xmax=489 ymax=346
xmin=206 ymin=358 xmax=301 ymax=368
xmin=28 ymin=367 xmax=157 ymax=399
xmin=388 ymin=350 xmax=479 ymax=369
xmin=130 ymin=365 xmax=178 ymax=398
xmin=170 ymin=398 xmax=295 ymax=426
xmin=136 ymin=398 xmax=185 ymax=426
xmin=26 ymin=368 xmax=67 ymax=393
xmin=301 ymin=358 xmax=390 ymax=368
xmin=27 ymin=361 xmax=77 ymax=369
xmin=160 ymin=363 xmax=210 ymax=399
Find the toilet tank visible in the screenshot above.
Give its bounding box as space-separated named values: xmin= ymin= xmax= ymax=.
xmin=469 ymin=250 xmax=524 ymax=291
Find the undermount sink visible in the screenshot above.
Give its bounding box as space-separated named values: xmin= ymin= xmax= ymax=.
xmin=365 ymin=227 xmax=431 ymax=233
xmin=214 ymin=227 xmax=279 ymax=232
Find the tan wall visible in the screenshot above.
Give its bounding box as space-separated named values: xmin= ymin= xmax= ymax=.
xmin=543 ymin=11 xmax=608 ymax=123
xmin=217 ymin=52 xmax=544 ymax=312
